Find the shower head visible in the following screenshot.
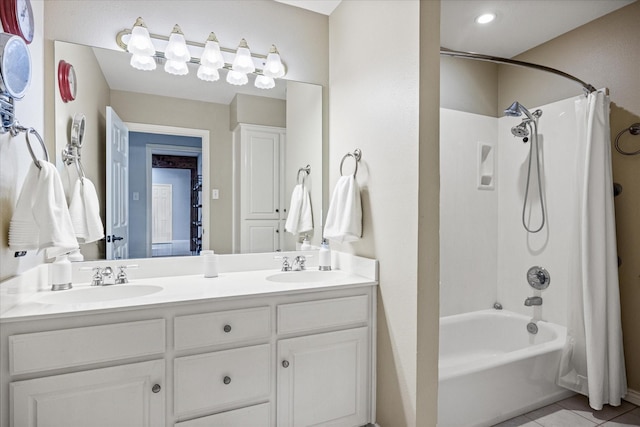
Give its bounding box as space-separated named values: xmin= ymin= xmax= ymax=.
xmin=504 ymin=101 xmax=535 ymax=121
xmin=511 ymin=122 xmax=529 ymax=138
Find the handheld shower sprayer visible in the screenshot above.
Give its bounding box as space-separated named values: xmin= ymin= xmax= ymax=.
xmin=504 ymin=101 xmax=546 ymax=233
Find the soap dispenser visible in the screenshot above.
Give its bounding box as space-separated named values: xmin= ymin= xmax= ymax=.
xmin=300 ymin=235 xmax=311 ymax=250
xmin=319 ymin=239 xmax=331 ymax=271
xmin=51 ymin=254 xmax=72 ymax=291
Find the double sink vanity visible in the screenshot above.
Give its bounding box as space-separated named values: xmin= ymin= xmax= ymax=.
xmin=0 ymin=251 xmax=378 ymax=427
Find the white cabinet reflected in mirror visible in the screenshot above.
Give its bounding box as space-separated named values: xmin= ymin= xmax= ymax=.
xmin=53 ymin=41 xmax=322 ymax=260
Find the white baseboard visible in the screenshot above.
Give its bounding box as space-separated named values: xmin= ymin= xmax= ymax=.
xmin=625 ymin=388 xmax=640 ymax=406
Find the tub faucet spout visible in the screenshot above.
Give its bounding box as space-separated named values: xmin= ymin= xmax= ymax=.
xmin=524 ymin=296 xmax=543 ymax=306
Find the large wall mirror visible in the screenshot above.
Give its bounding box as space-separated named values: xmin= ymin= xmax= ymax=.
xmin=53 ymin=40 xmax=323 ymax=261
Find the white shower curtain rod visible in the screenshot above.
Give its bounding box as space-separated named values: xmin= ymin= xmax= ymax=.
xmin=440 ymin=48 xmax=597 ymax=95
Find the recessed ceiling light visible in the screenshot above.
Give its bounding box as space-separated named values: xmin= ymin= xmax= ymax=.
xmin=475 ymin=13 xmax=496 ymax=24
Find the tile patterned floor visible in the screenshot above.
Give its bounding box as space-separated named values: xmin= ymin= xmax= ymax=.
xmin=494 ymin=395 xmax=640 ymax=426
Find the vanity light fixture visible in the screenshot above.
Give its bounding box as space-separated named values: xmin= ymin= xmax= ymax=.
xmin=255 ymin=75 xmax=275 ymax=89
xmin=475 ymin=13 xmax=496 ymax=24
xmin=263 ymin=45 xmax=285 ymax=78
xmin=127 ymin=18 xmax=156 ymax=71
xmin=126 ymin=18 xmax=155 ymax=56
xmin=164 ymin=25 xmax=190 ymax=75
xmin=226 ymin=70 xmax=249 ymax=86
xmin=116 ymin=17 xmax=287 ymax=88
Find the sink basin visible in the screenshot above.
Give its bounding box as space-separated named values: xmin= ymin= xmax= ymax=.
xmin=36 ymin=285 xmax=163 ymax=305
xmin=266 ymin=270 xmax=349 ymax=283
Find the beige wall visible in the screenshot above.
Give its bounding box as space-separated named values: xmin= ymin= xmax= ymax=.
xmin=53 ymin=42 xmax=110 ymax=260
xmin=330 ymin=1 xmax=440 ymax=425
xmin=110 ymin=91 xmax=233 ymax=254
xmin=285 ymin=82 xmax=323 ymax=248
xmin=0 ymin=2 xmax=46 ymax=281
xmin=499 ymin=1 xmax=640 ymax=394
xmin=230 ymin=94 xmax=286 ymax=130
xmin=417 ymin=1 xmax=441 ymax=425
xmin=441 ymin=56 xmax=498 ymax=117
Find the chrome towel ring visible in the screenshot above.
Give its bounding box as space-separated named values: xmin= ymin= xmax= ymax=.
xmin=614 ymin=123 xmax=640 ymax=156
xmin=340 ymin=148 xmax=362 ymax=176
xmin=11 ymin=123 xmax=49 ymax=169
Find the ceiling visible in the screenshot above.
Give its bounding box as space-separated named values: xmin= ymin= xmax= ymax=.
xmin=440 ymin=0 xmax=635 ymax=57
xmin=277 ymin=0 xmax=635 ymax=58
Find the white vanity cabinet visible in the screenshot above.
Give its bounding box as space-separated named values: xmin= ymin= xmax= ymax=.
xmin=276 ymin=295 xmax=372 ymax=427
xmin=0 ymin=284 xmax=376 ymax=427
xmin=11 ymin=360 xmax=165 ymax=427
xmin=5 ymin=319 xmax=167 ymax=427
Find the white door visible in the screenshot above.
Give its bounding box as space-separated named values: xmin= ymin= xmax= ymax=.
xmin=242 ymin=127 xmax=282 ymax=220
xmin=152 ymin=183 xmax=173 ymax=243
xmin=106 ymin=106 xmax=129 ymax=260
xmin=277 ymin=327 xmax=370 ymax=427
xmin=11 ymin=360 xmax=164 ymax=427
xmin=242 ymin=220 xmax=280 ymax=253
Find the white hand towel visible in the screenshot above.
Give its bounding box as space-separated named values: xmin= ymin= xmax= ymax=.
xmin=9 ymin=162 xmax=79 ymax=258
xmin=68 ymin=177 xmax=105 ymax=244
xmin=284 ymin=184 xmax=314 ymax=235
xmin=323 ymin=175 xmax=362 ymax=243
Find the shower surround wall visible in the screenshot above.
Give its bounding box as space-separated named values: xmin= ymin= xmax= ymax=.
xmin=440 ymin=93 xmax=583 ymax=326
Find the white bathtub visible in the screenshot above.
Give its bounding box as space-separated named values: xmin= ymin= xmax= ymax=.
xmin=438 ymin=309 xmax=573 ymax=427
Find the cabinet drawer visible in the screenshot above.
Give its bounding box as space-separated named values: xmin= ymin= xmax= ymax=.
xmin=175 ymin=402 xmax=270 ymax=427
xmin=174 ymin=344 xmax=271 ymax=416
xmin=9 ymin=319 xmax=165 ymax=375
xmin=174 ymin=306 xmax=270 ymax=350
xmin=277 ymin=295 xmax=369 ymax=335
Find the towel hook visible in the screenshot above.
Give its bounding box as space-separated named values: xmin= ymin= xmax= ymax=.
xmin=297 ymin=165 xmax=311 ymax=185
xmin=614 ymin=123 xmax=640 ymax=156
xmin=11 ymin=123 xmax=48 ymax=169
xmin=62 ymin=113 xmax=87 ymax=183
xmin=340 ymin=148 xmax=362 ymax=177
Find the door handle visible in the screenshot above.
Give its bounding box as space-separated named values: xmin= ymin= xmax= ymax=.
xmin=107 ymin=235 xmax=124 ymax=242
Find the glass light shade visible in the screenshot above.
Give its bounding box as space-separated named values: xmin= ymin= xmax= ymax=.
xmin=254 ymin=75 xmax=275 ymax=89
xmin=127 ymin=19 xmax=155 ymax=56
xmin=164 ymin=59 xmax=188 ymax=75
xmin=130 ymin=54 xmax=156 ymax=71
xmin=263 ymin=47 xmax=285 ymax=78
xmin=197 ymin=65 xmax=220 ymax=82
xmin=165 ymin=26 xmax=191 ymax=62
xmin=226 ymin=70 xmax=248 ymax=86
xmin=232 ymin=39 xmax=255 ymax=74
xmin=200 ymin=39 xmax=224 ymax=69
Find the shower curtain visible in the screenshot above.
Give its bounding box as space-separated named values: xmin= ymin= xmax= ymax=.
xmin=558 ymin=90 xmax=627 ymax=410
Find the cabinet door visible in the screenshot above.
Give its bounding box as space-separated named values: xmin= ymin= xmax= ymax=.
xmin=242 ymin=128 xmax=282 ymax=220
xmin=242 ymin=219 xmax=281 ymax=253
xmin=277 ymin=328 xmax=369 ymax=427
xmin=11 ymin=360 xmax=164 ymax=427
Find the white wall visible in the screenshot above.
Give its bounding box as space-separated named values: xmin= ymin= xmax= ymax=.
xmin=330 ymin=1 xmax=422 ymax=425
xmin=442 ymin=95 xmax=582 ymax=327
xmin=497 ymin=95 xmax=581 ymax=326
xmin=0 ymin=1 xmax=46 ymax=281
xmin=440 ymin=109 xmax=498 ymax=316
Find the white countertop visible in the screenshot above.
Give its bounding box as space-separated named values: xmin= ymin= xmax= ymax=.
xmin=0 ymin=252 xmax=378 ymax=322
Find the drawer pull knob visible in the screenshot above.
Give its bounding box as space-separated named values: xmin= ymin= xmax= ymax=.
xmin=282 ymin=360 xmax=290 ymax=368
xmin=152 ymin=384 xmax=161 ymax=393
xmin=223 ymin=324 xmax=232 ymax=333
xmin=223 ymin=376 xmax=231 ymax=385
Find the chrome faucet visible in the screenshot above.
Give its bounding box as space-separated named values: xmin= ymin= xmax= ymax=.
xmin=524 ymin=296 xmax=543 ymax=306
xmin=292 ymin=256 xmax=307 ymax=271
xmin=280 ymin=257 xmax=292 ymax=271
xmin=90 ymin=266 xmax=115 ymax=286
